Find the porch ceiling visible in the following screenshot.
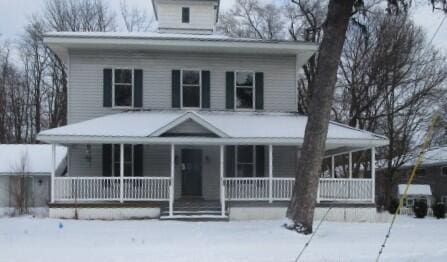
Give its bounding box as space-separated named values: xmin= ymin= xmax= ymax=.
xmin=37 ymin=110 xmax=389 ymax=148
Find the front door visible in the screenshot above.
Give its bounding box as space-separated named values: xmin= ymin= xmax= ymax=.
xmin=181 ymin=149 xmax=202 ymax=197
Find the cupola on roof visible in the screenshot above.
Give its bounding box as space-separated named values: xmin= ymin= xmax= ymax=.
xmin=152 ymin=0 xmax=220 ymax=35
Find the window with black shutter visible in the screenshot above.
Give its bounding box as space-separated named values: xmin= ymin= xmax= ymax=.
xmin=182 ymin=7 xmax=190 ymax=23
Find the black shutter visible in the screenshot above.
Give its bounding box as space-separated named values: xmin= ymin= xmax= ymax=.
xmin=202 ymin=70 xmax=210 ymax=108
xmin=255 ymin=72 xmax=264 ymax=110
xmin=102 ymin=144 xmax=112 ymax=177
xmin=134 ymin=69 xmax=143 ymax=108
xmin=226 ymin=72 xmax=234 ymax=109
xmin=172 ymin=70 xmax=181 ymax=108
xmin=103 ymin=69 xmax=113 ymax=107
xmin=133 ymin=145 xmax=143 ymax=177
xmin=225 ymin=146 xmax=235 ymax=177
xmin=256 ymin=146 xmax=265 ymax=177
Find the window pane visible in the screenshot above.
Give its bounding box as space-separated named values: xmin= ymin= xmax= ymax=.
xmin=183 ymin=85 xmax=200 ymax=107
xmin=182 ymin=70 xmax=200 ymax=85
xmin=113 ymin=163 xmax=120 ymax=177
xmin=236 ymin=88 xmax=253 ymax=109
xmin=113 ymin=145 xmax=120 ymax=161
xmin=115 ymin=69 xmax=132 ymax=84
xmin=182 ymin=7 xmax=190 ymax=23
xmin=124 ymin=163 xmax=132 ymax=177
xmin=238 ymin=146 xmax=253 ymax=163
xmin=237 ymin=164 xmax=253 ymax=177
xmin=115 ymin=85 xmax=132 ymax=107
xmin=236 ymin=72 xmax=253 ymax=86
xmin=124 ymin=145 xmax=132 ymax=162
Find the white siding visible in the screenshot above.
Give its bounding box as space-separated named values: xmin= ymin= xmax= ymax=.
xmin=68 ymin=50 xmax=297 ymax=123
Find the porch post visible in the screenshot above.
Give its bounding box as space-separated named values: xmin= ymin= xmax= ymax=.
xmin=268 ymin=145 xmax=273 ymax=203
xmin=220 ymin=145 xmax=225 ymax=217
xmin=348 ymin=151 xmax=353 ymax=179
xmin=120 ymin=144 xmax=124 ymax=203
xmin=169 ymin=144 xmax=175 ymax=217
xmin=331 ymin=155 xmax=335 ymax=178
xmin=371 ymin=147 xmax=376 ymax=204
xmin=50 ymin=144 xmax=56 ymax=203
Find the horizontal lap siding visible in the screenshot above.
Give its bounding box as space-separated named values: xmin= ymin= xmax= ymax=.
xmin=158 ymin=2 xmax=215 ymax=31
xmin=68 ymin=50 xmax=296 ymax=123
xmin=273 ymin=146 xmax=298 ymax=178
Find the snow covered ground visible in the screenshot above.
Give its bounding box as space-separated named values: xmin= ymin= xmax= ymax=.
xmin=0 ymin=216 xmax=446 ymax=262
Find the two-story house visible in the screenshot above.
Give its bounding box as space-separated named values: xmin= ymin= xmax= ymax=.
xmin=38 ymin=0 xmax=388 ymax=221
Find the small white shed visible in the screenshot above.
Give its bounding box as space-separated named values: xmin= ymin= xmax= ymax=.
xmin=398 ymin=184 xmax=433 ymax=207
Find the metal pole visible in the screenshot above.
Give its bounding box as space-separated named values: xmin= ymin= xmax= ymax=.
xmin=220 ymin=145 xmax=225 ymax=217
xmin=120 ymin=144 xmax=124 ymax=203
xmin=269 ymin=145 xmax=273 ymax=203
xmin=51 ymin=144 xmax=56 ymax=203
xmin=169 ymin=144 xmax=175 ymax=217
xmin=371 ymin=147 xmax=376 ymax=204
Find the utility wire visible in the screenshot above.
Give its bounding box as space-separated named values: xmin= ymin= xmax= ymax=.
xmin=294 ymin=207 xmax=333 ymax=262
xmin=375 ymin=115 xmax=439 ymax=262
xmin=428 ymin=15 xmax=446 ymax=45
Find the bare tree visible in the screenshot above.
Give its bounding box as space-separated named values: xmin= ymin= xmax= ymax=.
xmin=10 ymin=151 xmax=30 ymax=215
xmin=216 ymin=0 xmax=285 ymax=40
xmin=120 ymin=0 xmax=155 ymax=32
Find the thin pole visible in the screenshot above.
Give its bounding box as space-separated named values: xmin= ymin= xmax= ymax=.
xmin=269 ymin=145 xmax=273 ymax=203
xmin=220 ymin=145 xmax=225 ymax=217
xmin=120 ymin=144 xmax=124 ymax=203
xmin=169 ymin=144 xmax=175 ymax=217
xmin=51 ymin=144 xmax=56 ymax=203
xmin=371 ymin=147 xmax=376 ymax=204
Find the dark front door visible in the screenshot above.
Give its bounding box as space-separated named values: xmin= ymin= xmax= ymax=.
xmin=181 ymin=149 xmax=202 ymax=197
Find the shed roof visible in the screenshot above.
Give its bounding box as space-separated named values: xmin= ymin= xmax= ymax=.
xmin=398 ymin=184 xmax=432 ymax=196
xmin=0 ymin=145 xmax=67 ymax=175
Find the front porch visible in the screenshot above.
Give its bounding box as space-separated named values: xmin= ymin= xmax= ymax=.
xmin=38 ymin=110 xmax=387 ymax=220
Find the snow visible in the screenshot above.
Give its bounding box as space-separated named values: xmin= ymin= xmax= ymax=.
xmin=0 ymin=217 xmax=446 ymax=262
xmin=38 ymin=110 xmax=387 ymax=143
xmin=402 ymin=146 xmax=447 ymax=167
xmin=0 ymin=145 xmax=66 ymax=175
xmin=398 ymin=184 xmax=432 ymax=196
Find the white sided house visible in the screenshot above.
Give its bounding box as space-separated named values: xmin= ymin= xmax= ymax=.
xmin=38 ymin=0 xmax=388 ymax=221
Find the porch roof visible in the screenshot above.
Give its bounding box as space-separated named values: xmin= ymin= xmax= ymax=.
xmin=37 ymin=110 xmax=388 ymax=148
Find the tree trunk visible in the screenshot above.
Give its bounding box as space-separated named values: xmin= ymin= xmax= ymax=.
xmin=286 ymin=0 xmax=355 ymax=234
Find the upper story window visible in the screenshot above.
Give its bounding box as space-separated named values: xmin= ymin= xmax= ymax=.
xmin=182 ymin=7 xmax=190 ymax=23
xmin=112 ymin=144 xmax=133 ymax=177
xmin=113 ymin=69 xmax=133 ymax=107
xmin=235 ymin=72 xmax=254 ymax=110
xmin=182 ymin=70 xmax=201 ymax=108
xmin=442 ymin=166 xmax=447 ymax=176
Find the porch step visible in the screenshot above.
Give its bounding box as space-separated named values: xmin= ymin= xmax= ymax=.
xmin=159 ymin=200 xmax=229 ymax=221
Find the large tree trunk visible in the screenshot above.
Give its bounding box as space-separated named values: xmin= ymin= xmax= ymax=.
xmin=286 ymin=0 xmax=355 ymax=234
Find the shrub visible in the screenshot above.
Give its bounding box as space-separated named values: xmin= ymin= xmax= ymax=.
xmin=387 ymin=199 xmax=400 ymax=214
xmin=413 ymin=200 xmax=428 ymax=218
xmin=432 ymin=203 xmax=446 ymax=219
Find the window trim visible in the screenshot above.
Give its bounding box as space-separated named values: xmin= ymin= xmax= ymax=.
xmin=441 ymin=166 xmax=447 ymax=177
xmin=112 ymin=68 xmax=134 ymax=109
xmin=234 ymin=145 xmax=257 ymax=177
xmin=182 ymin=7 xmax=190 ymax=24
xmin=180 ymin=69 xmax=202 ymax=109
xmin=111 ymin=144 xmax=134 ymax=177
xmin=234 ymin=71 xmax=256 ymax=111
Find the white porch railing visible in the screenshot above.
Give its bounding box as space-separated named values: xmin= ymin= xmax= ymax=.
xmin=54 ymin=177 xmax=170 ymax=202
xmin=318 ymin=178 xmax=373 ymax=202
xmin=223 ymin=177 xmax=374 ymax=202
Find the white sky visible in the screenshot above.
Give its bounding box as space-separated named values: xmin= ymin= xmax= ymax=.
xmin=0 ymin=0 xmax=445 ymax=51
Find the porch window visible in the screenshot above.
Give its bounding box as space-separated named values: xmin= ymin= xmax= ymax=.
xmin=236 ymin=145 xmax=255 ymax=177
xmin=442 ymin=166 xmax=447 ymax=176
xmin=113 ymin=69 xmax=133 ymax=107
xmin=182 ymin=70 xmax=201 ymax=108
xmin=235 ymin=72 xmax=254 ymax=110
xmin=112 ymin=144 xmax=133 ymax=177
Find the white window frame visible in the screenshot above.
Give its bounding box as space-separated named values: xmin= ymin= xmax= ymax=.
xmin=405 ymin=198 xmax=415 ymax=207
xmin=111 ymin=144 xmax=134 ymax=177
xmin=180 ymin=69 xmax=202 ymax=109
xmin=112 ymin=68 xmax=134 ymax=109
xmin=235 ymin=145 xmax=257 ymax=177
xmin=441 ymin=166 xmax=447 ymax=176
xmin=234 ymin=71 xmax=255 ymax=111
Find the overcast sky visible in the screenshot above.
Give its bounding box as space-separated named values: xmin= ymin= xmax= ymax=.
xmin=0 ymin=0 xmax=445 ymax=51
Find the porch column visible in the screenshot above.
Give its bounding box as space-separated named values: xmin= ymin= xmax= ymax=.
xmin=50 ymin=144 xmax=56 ymax=203
xmin=371 ymin=147 xmax=376 ymax=204
xmin=268 ymin=145 xmax=273 ymax=203
xmin=220 ymin=145 xmax=225 ymax=217
xmin=120 ymin=144 xmax=124 ymax=203
xmin=331 ymin=155 xmax=335 ymax=178
xmin=348 ymin=151 xmax=353 ymax=179
xmin=169 ymin=144 xmax=175 ymax=217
